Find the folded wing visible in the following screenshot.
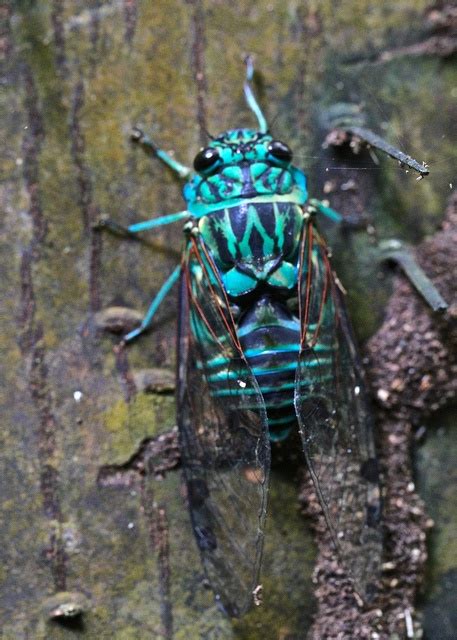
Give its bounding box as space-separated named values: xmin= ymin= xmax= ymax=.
xmin=177 ymin=235 xmax=271 ymax=616
xmin=294 ymin=221 xmax=382 ymax=598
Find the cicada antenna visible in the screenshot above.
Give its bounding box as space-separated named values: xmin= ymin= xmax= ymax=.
xmin=203 ymin=127 xmax=216 ymax=141
xmin=243 ymin=55 xmax=268 ymax=134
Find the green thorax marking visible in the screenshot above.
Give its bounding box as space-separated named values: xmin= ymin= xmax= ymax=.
xmin=197 ymin=201 xmax=304 ymax=298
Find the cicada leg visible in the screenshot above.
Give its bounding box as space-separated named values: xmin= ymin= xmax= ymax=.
xmin=308 ymin=201 xmax=448 ymax=312
xmin=94 ymin=126 xmax=191 ymax=339
xmin=93 ymin=125 xmax=191 ymax=236
xmin=94 ymin=212 xmax=188 ymax=341
xmin=308 ymin=198 xmax=343 ymax=223
xmin=95 ymin=210 xmax=189 ymax=237
xmin=131 ymin=127 xmax=191 ymax=178
xmin=95 ymin=209 xmax=187 ymax=341
xmin=124 ymin=264 xmax=182 ymax=342
xmin=308 ymin=198 xmax=368 ymax=229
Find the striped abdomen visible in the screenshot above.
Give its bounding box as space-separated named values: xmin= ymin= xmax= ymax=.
xmin=196 ymin=294 xmax=333 ymax=442
xmin=238 ymin=296 xmax=301 ymax=440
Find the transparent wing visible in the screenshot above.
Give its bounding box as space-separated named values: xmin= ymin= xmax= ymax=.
xmin=294 ymin=221 xmax=382 ymax=599
xmin=177 ymin=235 xmax=270 ymax=617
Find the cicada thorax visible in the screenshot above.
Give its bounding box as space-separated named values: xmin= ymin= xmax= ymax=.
xmin=197 ymin=200 xmax=303 ymax=297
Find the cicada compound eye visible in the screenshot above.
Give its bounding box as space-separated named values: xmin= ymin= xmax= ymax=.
xmin=193 ymin=147 xmax=220 ymax=173
xmin=268 ymin=140 xmax=293 ymax=163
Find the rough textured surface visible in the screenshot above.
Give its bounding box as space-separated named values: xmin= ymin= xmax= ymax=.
xmin=1 ymin=1 xmax=456 ymax=638
xmin=301 ymin=192 xmax=457 ymax=639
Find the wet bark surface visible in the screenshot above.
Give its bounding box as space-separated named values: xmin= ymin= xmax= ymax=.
xmin=1 ymin=1 xmax=456 ymax=638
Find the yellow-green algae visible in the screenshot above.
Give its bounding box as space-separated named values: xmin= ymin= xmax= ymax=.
xmin=100 ymin=392 xmax=175 ymax=464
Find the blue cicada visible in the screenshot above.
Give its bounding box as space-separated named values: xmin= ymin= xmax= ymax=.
xmin=103 ymin=59 xmax=385 ymax=616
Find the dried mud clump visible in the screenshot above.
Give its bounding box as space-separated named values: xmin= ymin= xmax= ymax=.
xmin=301 ymin=192 xmax=457 ymax=639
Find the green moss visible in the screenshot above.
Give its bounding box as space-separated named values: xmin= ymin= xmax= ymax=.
xmin=101 ymin=392 xmax=175 ymax=464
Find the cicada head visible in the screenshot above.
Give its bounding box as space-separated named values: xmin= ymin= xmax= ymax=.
xmin=183 ymin=128 xmax=307 ymax=213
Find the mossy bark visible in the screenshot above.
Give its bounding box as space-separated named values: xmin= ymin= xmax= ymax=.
xmin=1 ymin=1 xmax=456 ymax=638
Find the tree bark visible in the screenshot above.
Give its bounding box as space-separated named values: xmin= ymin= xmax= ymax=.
xmin=1 ymin=1 xmax=456 ymax=638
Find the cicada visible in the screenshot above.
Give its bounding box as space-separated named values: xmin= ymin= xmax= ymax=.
xmin=103 ymin=59 xmax=388 ymax=617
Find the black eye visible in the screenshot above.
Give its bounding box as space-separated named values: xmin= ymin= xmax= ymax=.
xmin=268 ymin=140 xmax=293 ymax=163
xmin=193 ymin=147 xmax=220 ymax=173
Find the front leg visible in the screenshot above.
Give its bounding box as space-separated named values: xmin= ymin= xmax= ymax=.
xmin=308 ymin=201 xmax=448 ymax=312
xmin=131 ymin=127 xmax=191 ymax=179
xmin=95 ymin=210 xmax=188 ymax=341
xmin=94 ymin=210 xmax=190 ymax=236
xmin=308 ymin=198 xmax=367 ymax=229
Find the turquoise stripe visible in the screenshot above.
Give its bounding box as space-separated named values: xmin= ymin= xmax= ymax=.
xmin=250 ymin=362 xmax=297 ymax=377
xmin=211 ymin=385 xmax=281 ymax=398
xmin=203 ymin=345 xmax=300 ymax=369
xmin=244 ymin=340 xmax=337 ymax=361
xmin=237 ymin=319 xmax=300 ymax=338
xmin=205 ymin=358 xmax=331 ymax=382
xmin=188 ymin=193 xmax=307 ymax=217
xmin=251 ymin=357 xmax=331 ymax=376
xmin=268 ymin=415 xmax=295 ymax=426
xmin=245 ymin=344 xmax=300 ymax=358
xmin=206 ymin=370 xmax=250 ymax=382
xmin=269 ymin=427 xmax=292 ymax=442
xmin=308 ymin=343 xmax=334 ymax=353
xmin=211 ymin=375 xmax=332 ymax=397
xmin=202 ymin=341 xmax=333 ymax=370
xmin=206 ymin=362 xmax=290 ymax=381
